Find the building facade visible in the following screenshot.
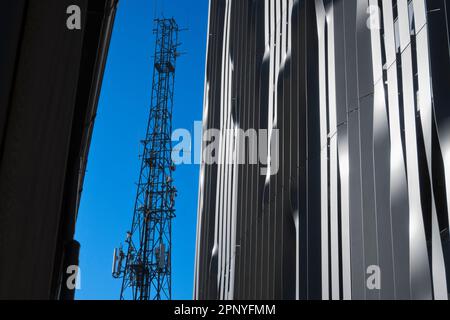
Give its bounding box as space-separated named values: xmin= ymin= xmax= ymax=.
xmin=194 ymin=0 xmax=450 ymax=300
xmin=0 ymin=0 xmax=117 ymax=299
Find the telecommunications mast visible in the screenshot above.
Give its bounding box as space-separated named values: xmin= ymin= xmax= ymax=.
xmin=113 ymin=18 xmax=180 ymax=300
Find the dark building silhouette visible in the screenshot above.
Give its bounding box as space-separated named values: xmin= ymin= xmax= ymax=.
xmin=0 ymin=0 xmax=117 ymax=299
xmin=194 ymin=0 xmax=450 ymax=300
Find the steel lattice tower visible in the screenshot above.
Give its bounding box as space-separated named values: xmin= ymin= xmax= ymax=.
xmin=113 ymin=18 xmax=179 ymax=300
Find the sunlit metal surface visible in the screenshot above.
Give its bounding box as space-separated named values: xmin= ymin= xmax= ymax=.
xmin=194 ymin=0 xmax=450 ymax=300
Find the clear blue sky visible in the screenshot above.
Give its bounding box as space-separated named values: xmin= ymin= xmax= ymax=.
xmin=75 ymin=0 xmax=208 ymax=300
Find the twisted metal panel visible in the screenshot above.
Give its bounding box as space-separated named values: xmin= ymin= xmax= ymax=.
xmin=194 ymin=0 xmax=450 ymax=300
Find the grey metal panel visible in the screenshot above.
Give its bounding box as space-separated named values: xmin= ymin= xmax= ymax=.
xmin=413 ymin=0 xmax=448 ymax=299
xmin=325 ymin=1 xmax=341 ymax=300
xmin=194 ymin=0 xmax=213 ymax=298
xmin=369 ymin=0 xmax=395 ymax=299
xmin=195 ymin=0 xmax=450 ymax=301
xmin=382 ymin=0 xmax=411 ymax=300
xmin=314 ymin=0 xmax=329 ymax=301
xmin=196 ymin=0 xmax=227 ymax=299
xmin=347 ymin=108 xmax=365 ymax=299
xmin=397 ymin=0 xmax=433 ymax=300
xmin=304 ymin=0 xmax=322 ymax=300
xmin=356 ymin=0 xmax=380 ymax=300
xmin=333 ymin=0 xmax=352 ymax=300
xmin=427 ymin=0 xmax=450 ymax=294
xmin=358 ymin=94 xmax=380 ymax=300
xmin=342 ymin=0 xmax=366 ymax=300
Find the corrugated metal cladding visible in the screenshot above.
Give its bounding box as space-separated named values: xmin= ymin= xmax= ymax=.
xmin=194 ymin=0 xmax=450 ymax=300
